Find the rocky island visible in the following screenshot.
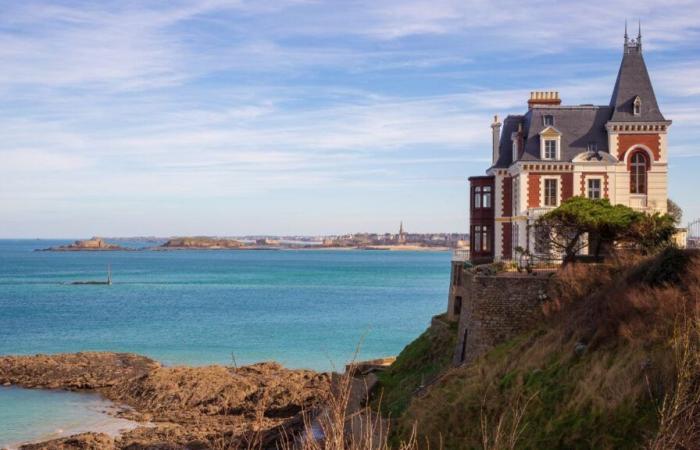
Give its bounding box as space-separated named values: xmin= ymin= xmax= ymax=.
xmin=158 ymin=237 xmax=246 ymax=249
xmin=39 ymin=238 xmax=130 ymax=252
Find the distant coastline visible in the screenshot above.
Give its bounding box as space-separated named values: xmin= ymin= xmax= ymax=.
xmin=37 ymin=236 xmax=463 ymax=252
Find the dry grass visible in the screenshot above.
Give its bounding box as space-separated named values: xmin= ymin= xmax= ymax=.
xmin=479 ymin=390 xmax=538 ymax=450
xmin=394 ymin=249 xmax=700 ymax=449
xmin=647 ymin=311 xmax=700 ymax=449
xmin=208 ymin=367 xmax=421 ymax=450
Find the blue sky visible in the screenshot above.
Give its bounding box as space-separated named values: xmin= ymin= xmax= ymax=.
xmin=0 ymin=0 xmax=698 ymax=238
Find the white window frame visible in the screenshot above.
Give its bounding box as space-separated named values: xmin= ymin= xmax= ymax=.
xmin=633 ymin=96 xmax=641 ymax=116
xmin=543 ymin=114 xmax=554 ymax=126
xmin=539 ymin=135 xmax=561 ymax=160
xmin=544 ymin=140 xmax=557 ymax=159
xmin=541 ymin=176 xmax=561 ymax=207
xmin=587 ymin=177 xmax=603 ymax=199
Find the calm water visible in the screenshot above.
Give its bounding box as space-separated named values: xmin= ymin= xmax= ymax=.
xmin=0 ymin=239 xmax=449 ymax=369
xmin=0 ymin=386 xmax=139 ymax=449
xmin=0 ymin=239 xmax=449 ymax=445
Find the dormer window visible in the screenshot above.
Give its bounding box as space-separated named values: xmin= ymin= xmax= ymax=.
xmin=512 ymin=141 xmax=518 ymax=162
xmin=544 ymin=140 xmax=557 ymax=160
xmin=543 ymin=114 xmax=554 ymax=126
xmin=633 ymin=96 xmax=641 ymax=116
xmin=588 ymin=142 xmax=598 ymax=152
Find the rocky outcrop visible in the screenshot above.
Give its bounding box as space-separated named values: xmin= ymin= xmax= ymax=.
xmin=39 ymin=238 xmax=128 ymax=252
xmin=0 ymin=352 xmax=158 ymax=389
xmin=2 ymin=352 xmax=330 ymax=449
xmin=20 ymin=432 xmax=115 ymax=450
xmin=159 ymin=237 xmax=244 ymax=249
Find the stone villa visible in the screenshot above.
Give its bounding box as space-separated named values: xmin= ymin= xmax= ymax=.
xmin=469 ymin=26 xmax=670 ymax=263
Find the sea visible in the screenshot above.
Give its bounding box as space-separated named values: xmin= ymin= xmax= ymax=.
xmin=0 ymin=239 xmax=450 ymax=447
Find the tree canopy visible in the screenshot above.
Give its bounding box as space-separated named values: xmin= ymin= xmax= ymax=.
xmin=536 ymin=197 xmax=676 ymax=263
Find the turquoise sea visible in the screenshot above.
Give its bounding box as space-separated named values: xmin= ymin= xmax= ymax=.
xmin=0 ymin=239 xmax=449 ymax=446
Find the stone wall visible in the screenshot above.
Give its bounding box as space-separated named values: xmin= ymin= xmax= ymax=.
xmin=452 ymin=269 xmax=552 ymax=365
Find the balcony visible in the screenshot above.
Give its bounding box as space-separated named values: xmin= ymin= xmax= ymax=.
xmin=452 ymin=248 xmax=470 ymax=261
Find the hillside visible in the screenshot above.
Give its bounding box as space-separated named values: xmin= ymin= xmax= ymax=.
xmin=379 ymin=248 xmax=700 ymax=449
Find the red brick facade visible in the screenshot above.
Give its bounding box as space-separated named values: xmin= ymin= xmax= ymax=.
xmin=561 ymin=173 xmax=574 ymax=201
xmin=617 ymin=133 xmax=661 ymax=161
xmin=527 ymin=174 xmax=540 ymax=208
xmin=502 ymin=176 xmax=512 ymax=217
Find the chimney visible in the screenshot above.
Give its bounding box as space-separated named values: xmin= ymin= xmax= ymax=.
xmin=528 ymin=91 xmax=561 ymax=108
xmin=491 ymin=115 xmax=501 ymax=165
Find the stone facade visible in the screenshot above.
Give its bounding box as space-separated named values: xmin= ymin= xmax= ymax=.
xmin=447 ymin=265 xmax=552 ymax=365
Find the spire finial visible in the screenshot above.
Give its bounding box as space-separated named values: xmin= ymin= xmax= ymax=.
xmin=637 ymin=19 xmax=642 ymax=48
xmin=624 ymin=19 xmax=628 ymax=42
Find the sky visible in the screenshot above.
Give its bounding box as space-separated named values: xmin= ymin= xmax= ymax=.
xmin=0 ymin=0 xmax=699 ymax=238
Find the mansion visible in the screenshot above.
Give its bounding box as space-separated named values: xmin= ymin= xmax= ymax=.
xmin=469 ymin=28 xmax=670 ymax=263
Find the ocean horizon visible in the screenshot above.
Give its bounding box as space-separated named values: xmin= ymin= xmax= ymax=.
xmin=0 ymin=239 xmax=449 ymax=370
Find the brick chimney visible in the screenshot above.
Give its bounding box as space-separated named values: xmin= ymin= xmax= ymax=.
xmin=528 ymin=91 xmax=561 ymax=108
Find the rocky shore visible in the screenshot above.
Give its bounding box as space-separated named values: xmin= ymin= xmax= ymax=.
xmin=0 ymin=352 xmax=330 ymax=449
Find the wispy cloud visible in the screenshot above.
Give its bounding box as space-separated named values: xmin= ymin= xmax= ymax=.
xmin=0 ymin=0 xmax=698 ymax=236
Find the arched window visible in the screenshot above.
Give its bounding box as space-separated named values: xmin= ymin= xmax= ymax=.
xmin=633 ymin=96 xmax=641 ymax=116
xmin=630 ymin=151 xmax=648 ymax=194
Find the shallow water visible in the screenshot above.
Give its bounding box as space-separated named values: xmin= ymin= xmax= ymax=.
xmin=0 ymin=386 xmax=138 ymax=449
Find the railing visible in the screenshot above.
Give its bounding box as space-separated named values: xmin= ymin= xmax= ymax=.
xmin=452 ymin=248 xmax=470 ymax=261
xmin=688 ymin=219 xmax=700 ymax=249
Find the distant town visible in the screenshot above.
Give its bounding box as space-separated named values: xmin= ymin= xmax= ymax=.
xmin=42 ymin=224 xmax=469 ymax=252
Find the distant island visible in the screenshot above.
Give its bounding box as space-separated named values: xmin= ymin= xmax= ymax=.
xmin=158 ymin=236 xmax=245 ymax=249
xmin=38 ymin=237 xmax=130 ymax=252
xmin=38 ymin=226 xmax=470 ymax=252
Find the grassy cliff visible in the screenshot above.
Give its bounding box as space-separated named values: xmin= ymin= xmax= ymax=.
xmin=380 ymin=249 xmax=700 ymax=449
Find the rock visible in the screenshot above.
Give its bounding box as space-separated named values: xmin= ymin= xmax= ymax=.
xmin=2 ymin=352 xmax=331 ymax=449
xmin=20 ymin=432 xmax=115 ymax=449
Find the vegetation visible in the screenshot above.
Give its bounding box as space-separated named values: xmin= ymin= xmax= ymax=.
xmin=536 ymin=197 xmax=676 ymax=263
xmin=389 ymin=249 xmax=700 ymax=449
xmin=667 ymin=198 xmax=683 ymax=225
xmin=373 ymin=314 xmax=458 ymax=418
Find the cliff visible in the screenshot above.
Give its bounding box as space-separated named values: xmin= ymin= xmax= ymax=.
xmin=377 ymin=248 xmax=700 ymax=449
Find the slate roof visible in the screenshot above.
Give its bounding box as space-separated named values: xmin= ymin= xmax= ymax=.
xmin=520 ymin=106 xmax=612 ymax=162
xmin=490 ymin=40 xmax=666 ymax=169
xmin=609 ymin=46 xmax=665 ymax=122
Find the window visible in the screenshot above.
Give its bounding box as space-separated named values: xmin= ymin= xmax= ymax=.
xmin=630 ymin=152 xmax=648 ymax=194
xmin=482 ymin=186 xmax=492 ymax=208
xmin=473 ymin=225 xmax=490 ymax=252
xmin=473 ymin=185 xmax=492 ymax=209
xmin=544 ymin=140 xmax=557 ymax=160
xmin=633 ymin=96 xmax=641 ymax=116
xmin=543 ymin=114 xmax=554 ymax=126
xmin=544 ymin=179 xmax=558 ymax=206
xmin=588 ymin=142 xmax=598 ymax=153
xmin=512 ymin=140 xmax=518 ymax=162
xmin=587 ymin=179 xmax=601 ymax=199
